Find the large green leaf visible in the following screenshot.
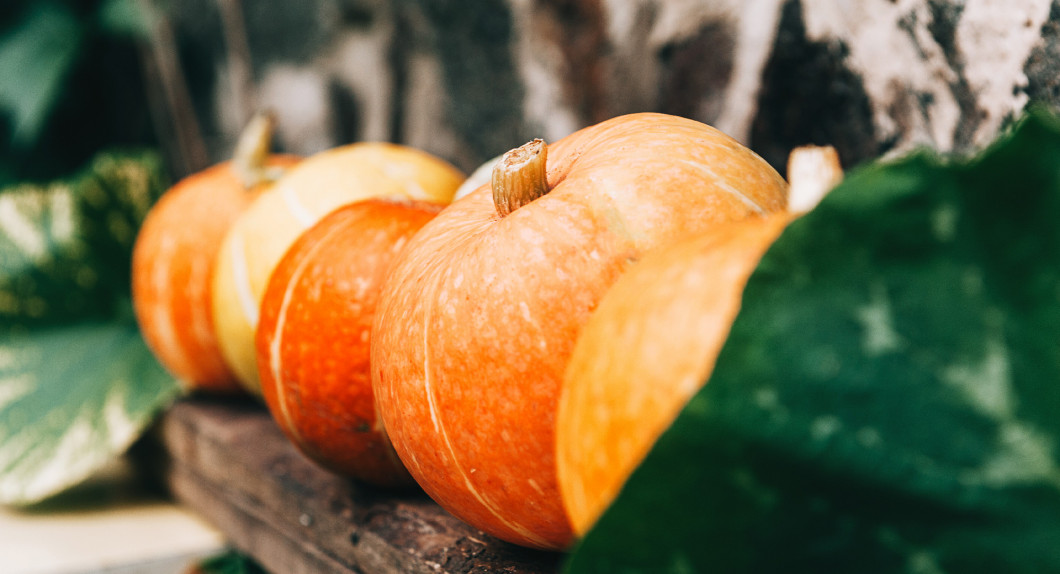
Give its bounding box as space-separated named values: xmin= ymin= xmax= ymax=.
xmin=0 ymin=150 xmax=179 ymax=505
xmin=0 ymin=318 xmax=180 ymax=505
xmin=566 ymin=108 xmax=1060 ymax=572
xmin=0 ymin=3 xmax=83 ymax=148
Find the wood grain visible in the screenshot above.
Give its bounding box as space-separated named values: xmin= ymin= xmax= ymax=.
xmin=151 ymin=397 xmax=561 ymax=573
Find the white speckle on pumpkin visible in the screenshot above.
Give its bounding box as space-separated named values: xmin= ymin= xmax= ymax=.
xmin=855 ymin=283 xmax=903 ymax=356
xmin=941 ymin=336 xmax=1013 ymax=419
xmin=527 ymin=478 xmax=546 ymax=497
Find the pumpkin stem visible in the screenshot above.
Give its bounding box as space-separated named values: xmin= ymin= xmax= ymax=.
xmin=492 ymin=139 xmax=549 ymax=217
xmin=787 ymin=145 xmax=842 ymax=213
xmin=233 ymin=110 xmax=284 ymax=189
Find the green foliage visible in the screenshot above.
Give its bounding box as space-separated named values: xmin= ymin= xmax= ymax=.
xmin=0 ymin=151 xmax=165 ymax=327
xmin=0 ymin=0 xmax=155 ymax=186
xmin=191 ymin=550 xmax=268 ymax=574
xmin=0 ymin=150 xmax=180 ymax=506
xmin=566 ymin=108 xmax=1060 ymax=573
xmin=0 ymin=3 xmax=83 ymax=149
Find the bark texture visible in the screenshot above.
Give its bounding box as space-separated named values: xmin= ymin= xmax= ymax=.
xmin=154 ymin=0 xmax=1060 ymax=175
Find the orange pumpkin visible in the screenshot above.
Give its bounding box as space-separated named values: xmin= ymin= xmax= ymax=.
xmin=131 ymin=115 xmax=298 ymax=391
xmin=370 ymin=113 xmax=789 ymax=550
xmin=557 ymin=144 xmax=842 ymax=536
xmin=557 ymin=214 xmax=789 ymax=535
xmin=212 ymin=143 xmax=464 ymax=394
xmin=256 ymin=198 xmax=443 ymax=487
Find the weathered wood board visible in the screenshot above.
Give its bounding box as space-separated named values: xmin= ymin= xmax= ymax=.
xmin=151 ymin=397 xmax=562 ymax=574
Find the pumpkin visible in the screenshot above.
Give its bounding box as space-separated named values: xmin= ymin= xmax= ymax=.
xmin=211 ymin=143 xmax=463 ymax=393
xmin=131 ymin=114 xmax=298 ymax=391
xmin=370 ymin=112 xmax=789 ymax=550
xmin=256 ymin=198 xmax=444 ymax=486
xmin=557 ymin=145 xmax=842 ymax=536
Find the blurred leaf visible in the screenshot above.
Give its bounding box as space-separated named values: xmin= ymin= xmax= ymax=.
xmin=0 ymin=319 xmax=181 ymax=505
xmin=0 ymin=183 xmax=111 ymax=325
xmin=97 ymin=0 xmax=153 ymax=38
xmin=0 ymin=149 xmax=178 ymax=505
xmin=566 ymin=108 xmax=1060 ymax=572
xmin=0 ymin=3 xmax=84 ymax=148
xmin=189 ymin=550 xmax=268 ymax=574
xmin=0 ymin=150 xmax=166 ymax=327
xmin=75 ymin=150 xmax=167 ymax=296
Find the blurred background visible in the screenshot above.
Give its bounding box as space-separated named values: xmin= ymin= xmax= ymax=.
xmin=6 ymin=0 xmax=1058 ymax=185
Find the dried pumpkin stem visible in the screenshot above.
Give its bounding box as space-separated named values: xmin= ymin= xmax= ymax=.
xmin=492 ymin=139 xmax=549 ymax=217
xmin=233 ymin=110 xmax=283 ymax=189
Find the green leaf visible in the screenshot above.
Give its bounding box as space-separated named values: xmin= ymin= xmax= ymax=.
xmin=0 ymin=3 xmax=84 ymax=148
xmin=0 ymin=183 xmax=110 ymax=325
xmin=0 ymin=318 xmax=181 ymax=505
xmin=566 ymin=108 xmax=1060 ymax=573
xmin=0 ymin=150 xmax=166 ymax=327
xmin=191 ymin=550 xmax=268 ymax=574
xmin=0 ymin=149 xmax=176 ymax=505
xmin=96 ymin=0 xmax=154 ymax=38
xmin=74 ymin=150 xmax=167 ymax=297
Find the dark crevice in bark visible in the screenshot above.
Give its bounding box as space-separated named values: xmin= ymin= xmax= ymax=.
xmin=1023 ymin=1 xmax=1060 ymax=114
xmin=536 ymin=0 xmax=609 ymax=124
xmin=409 ymin=0 xmax=530 ymax=163
xmin=388 ymin=6 xmax=410 ymax=145
xmin=328 ymin=81 xmax=362 ymax=145
xmin=925 ymin=0 xmax=983 ymax=149
xmin=750 ymin=0 xmax=879 ymax=175
xmin=657 ymin=20 xmax=735 ymax=123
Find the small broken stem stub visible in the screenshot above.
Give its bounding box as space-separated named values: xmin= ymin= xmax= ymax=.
xmin=492 ymin=138 xmax=549 ymax=217
xmin=233 ymin=110 xmax=281 ymax=189
xmin=787 ymin=145 xmax=843 ymax=214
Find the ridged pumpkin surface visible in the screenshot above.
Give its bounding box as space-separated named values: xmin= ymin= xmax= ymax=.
xmin=257 ymin=198 xmax=443 ymax=486
xmin=212 ymin=143 xmax=463 ymax=393
xmin=558 ymin=213 xmax=791 ymax=536
xmin=131 ymin=156 xmax=298 ymax=391
xmin=371 ymin=113 xmax=789 ymax=550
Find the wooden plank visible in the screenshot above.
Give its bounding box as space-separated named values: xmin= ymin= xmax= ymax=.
xmin=150 ymin=396 xmax=561 ymax=574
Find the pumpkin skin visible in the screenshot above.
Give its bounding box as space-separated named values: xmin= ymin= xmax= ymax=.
xmin=131 ymin=156 xmax=299 ymax=391
xmin=370 ymin=112 xmax=788 ymax=550
xmin=256 ymin=198 xmax=443 ymax=487
xmin=557 ymin=213 xmax=791 ymax=536
xmin=212 ymin=143 xmax=463 ymax=394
